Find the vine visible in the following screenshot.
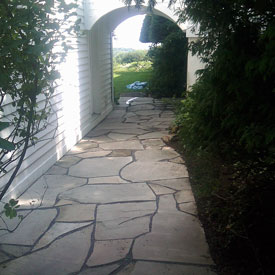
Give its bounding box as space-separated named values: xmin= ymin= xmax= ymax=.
xmin=0 ymin=0 xmax=80 ymax=201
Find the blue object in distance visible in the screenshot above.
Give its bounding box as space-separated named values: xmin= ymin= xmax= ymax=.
xmin=126 ymin=81 xmax=147 ymax=90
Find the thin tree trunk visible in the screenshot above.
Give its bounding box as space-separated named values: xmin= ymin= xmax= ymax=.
xmin=0 ymin=103 xmax=35 ymax=201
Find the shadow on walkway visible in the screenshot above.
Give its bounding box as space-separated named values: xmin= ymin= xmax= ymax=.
xmin=0 ymin=97 xmax=216 ymax=274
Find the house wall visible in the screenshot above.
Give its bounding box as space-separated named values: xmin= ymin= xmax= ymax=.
xmin=0 ymin=0 xmax=111 ymax=199
xmin=83 ymin=0 xmax=179 ymax=31
xmin=89 ymin=23 xmax=113 ymax=118
xmin=186 ymin=27 xmax=205 ymax=88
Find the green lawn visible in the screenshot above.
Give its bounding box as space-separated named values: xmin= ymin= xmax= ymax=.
xmin=113 ymin=62 xmax=152 ymax=97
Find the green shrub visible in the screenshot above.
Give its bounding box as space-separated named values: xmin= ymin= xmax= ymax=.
xmin=139 ymin=14 xmax=188 ymax=98
xmin=174 ymin=25 xmax=275 ymax=273
xmin=148 ymin=31 xmax=188 ymax=98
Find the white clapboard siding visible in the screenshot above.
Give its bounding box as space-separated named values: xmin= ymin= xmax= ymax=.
xmin=0 ymin=0 xmax=114 ymax=199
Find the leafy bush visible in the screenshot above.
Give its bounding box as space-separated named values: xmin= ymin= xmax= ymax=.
xmin=139 ymin=14 xmax=188 ymax=98
xmin=148 ymin=31 xmax=188 ymax=98
xmin=174 ymin=24 xmax=275 ymax=273
xmin=176 ymin=25 xmax=275 ymax=158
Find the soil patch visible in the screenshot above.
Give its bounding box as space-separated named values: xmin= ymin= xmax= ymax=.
xmin=165 ymin=135 xmax=275 ymax=275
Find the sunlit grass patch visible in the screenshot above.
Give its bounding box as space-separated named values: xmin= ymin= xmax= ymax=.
xmin=113 ymin=61 xmax=152 ymax=97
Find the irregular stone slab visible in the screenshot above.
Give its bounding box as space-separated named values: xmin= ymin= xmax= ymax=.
xmin=88 ymin=176 xmax=128 ymax=184
xmin=141 ymin=139 xmax=165 ymax=147
xmin=108 ymin=133 xmax=136 ymax=140
xmin=69 ymin=141 xmax=98 ymax=154
xmin=87 ymin=239 xmax=132 ymax=266
xmin=149 ymin=183 xmax=176 ymax=195
xmin=118 ymin=261 xmax=216 ymax=275
xmin=135 ymin=110 xmax=161 ymax=116
xmin=60 ymin=183 xmax=155 ymax=204
xmin=111 ymin=128 xmax=148 ymax=135
xmin=77 ymin=150 xmax=111 ymax=158
xmin=129 ymin=104 xmax=154 ymax=111
xmin=157 ymin=125 xmax=171 ymax=131
xmin=104 ymin=118 xmax=124 ymax=125
xmin=85 ymin=129 xmax=110 ymax=137
xmin=100 ymin=140 xmax=143 ymax=150
xmin=121 ymin=162 xmax=188 ymax=182
xmin=0 ymin=209 xmax=56 ymax=245
xmin=179 ymin=202 xmax=198 ymax=216
xmin=86 ymin=135 xmax=113 ymax=144
xmin=33 ymin=222 xmax=91 ymax=250
xmin=161 ymin=110 xmax=175 ymax=116
xmin=150 ymin=117 xmax=174 ymax=122
xmin=108 ymin=149 xmax=132 ymax=157
xmin=159 ymin=121 xmax=173 ymax=127
xmin=156 ymin=130 xmax=170 ymax=136
xmin=79 ymin=264 xmax=119 ymax=275
xmin=69 ymin=157 xmax=132 ymax=178
xmin=133 ymin=195 xmax=213 ymax=265
xmin=175 ymin=190 xmax=195 ymax=203
xmin=46 ymin=165 xmax=67 ymax=175
xmin=138 ymin=122 xmax=162 ymax=129
xmin=107 ymin=110 xmax=126 ymax=119
xmin=124 ymin=111 xmax=136 ymax=118
xmin=67 ymin=148 xmax=102 ymax=156
xmin=135 ymin=149 xmax=179 ymax=162
xmin=169 ymin=157 xmax=185 ymax=164
xmin=142 ymin=145 xmax=164 ymax=150
xmin=40 ymin=175 xmax=86 ymax=207
xmin=136 ymin=98 xmax=155 ymax=104
xmin=150 ymin=178 xmax=191 ymax=191
xmin=18 ymin=177 xmax=48 ymax=209
xmin=138 ymin=132 xmax=168 ymax=140
xmin=125 ymin=117 xmax=148 ymax=123
xmin=0 ymin=251 xmax=10 ymax=263
xmin=96 ymin=122 xmax=138 ymax=130
xmin=56 ymin=204 xmax=96 ymax=222
xmin=0 ymin=245 xmax=31 ymax=257
xmin=81 ymin=138 xmax=97 ymax=143
xmin=55 ymin=199 xmax=75 ymax=207
xmin=0 ymin=225 xmax=93 ymax=275
xmin=0 ymin=210 xmax=31 ymax=233
xmin=139 ymin=114 xmax=159 ymax=120
xmin=56 ymin=155 xmax=80 ymax=168
xmin=96 ymin=201 xmax=156 ymax=240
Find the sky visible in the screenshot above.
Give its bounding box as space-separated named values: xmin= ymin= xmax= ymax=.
xmin=113 ymin=15 xmax=151 ymax=50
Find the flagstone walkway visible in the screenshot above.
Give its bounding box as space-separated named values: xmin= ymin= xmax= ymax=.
xmin=0 ymin=97 xmax=216 ymax=274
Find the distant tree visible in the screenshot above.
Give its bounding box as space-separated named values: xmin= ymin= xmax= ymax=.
xmin=139 ymin=14 xmax=187 ymax=97
xmin=114 ymin=50 xmax=149 ymax=64
xmin=148 ymin=30 xmax=188 ymax=98
xmin=139 ymin=14 xmax=179 ymax=44
xmin=139 ymin=15 xmax=152 ymax=43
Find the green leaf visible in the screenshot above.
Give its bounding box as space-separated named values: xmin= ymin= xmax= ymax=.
xmin=9 ymin=199 xmax=19 ymax=207
xmin=0 ymin=122 xmax=10 ymax=131
xmin=0 ymin=138 xmax=15 ymax=151
xmin=3 ymin=200 xmax=20 ymax=219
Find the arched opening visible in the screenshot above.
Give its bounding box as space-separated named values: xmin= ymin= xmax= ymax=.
xmin=88 ymin=5 xmax=182 ymax=121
